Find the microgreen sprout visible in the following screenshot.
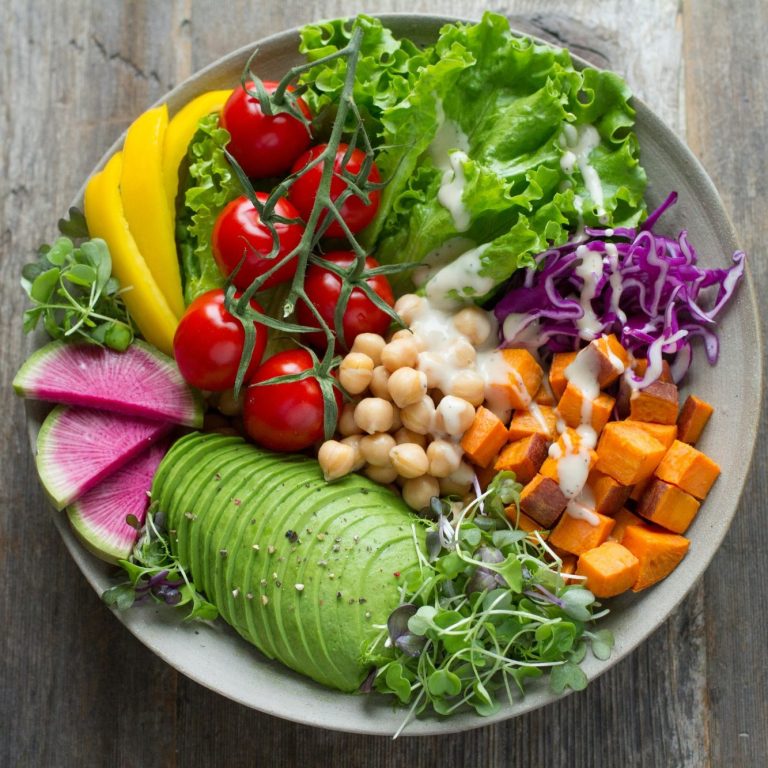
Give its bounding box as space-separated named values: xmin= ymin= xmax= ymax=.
xmin=365 ymin=474 xmax=613 ymax=732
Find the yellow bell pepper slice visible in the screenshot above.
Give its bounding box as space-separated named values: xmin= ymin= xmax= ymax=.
xmin=162 ymin=89 xmax=232 ymax=215
xmin=84 ymin=152 xmax=178 ymax=356
xmin=120 ymin=105 xmax=186 ymax=319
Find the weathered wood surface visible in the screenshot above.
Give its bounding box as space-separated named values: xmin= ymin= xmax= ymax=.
xmin=1 ymin=0 xmax=765 ymax=765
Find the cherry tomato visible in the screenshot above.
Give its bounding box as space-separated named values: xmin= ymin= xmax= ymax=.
xmin=220 ymin=81 xmax=312 ymax=178
xmin=173 ymin=289 xmax=267 ymax=391
xmin=288 ymin=143 xmax=381 ymax=238
xmin=295 ymin=251 xmax=394 ymax=350
xmin=212 ymin=193 xmax=304 ymax=290
xmin=243 ymin=349 xmax=341 ymax=452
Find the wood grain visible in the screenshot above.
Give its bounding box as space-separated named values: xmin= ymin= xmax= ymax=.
xmin=1 ymin=0 xmax=764 ymax=766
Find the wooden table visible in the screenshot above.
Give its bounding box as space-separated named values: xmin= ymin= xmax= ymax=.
xmin=2 ymin=1 xmax=766 ymax=765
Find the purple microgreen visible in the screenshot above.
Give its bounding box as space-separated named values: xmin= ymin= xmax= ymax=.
xmin=387 ymin=603 xmax=418 ymax=644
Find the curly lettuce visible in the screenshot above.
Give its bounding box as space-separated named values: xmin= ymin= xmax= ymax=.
xmin=176 ymin=114 xmax=240 ymax=304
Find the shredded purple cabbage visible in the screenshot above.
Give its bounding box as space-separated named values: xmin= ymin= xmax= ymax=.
xmin=494 ymin=192 xmax=746 ymax=383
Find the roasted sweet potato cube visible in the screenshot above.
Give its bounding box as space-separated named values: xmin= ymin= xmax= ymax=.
xmin=560 ymin=554 xmax=578 ymax=581
xmin=584 ymin=334 xmax=630 ymax=388
xmin=623 ymin=420 xmax=677 ymax=451
xmin=460 ymin=407 xmax=509 ymax=468
xmin=549 ymin=509 xmax=615 ymax=555
xmin=540 ymin=447 xmax=598 ymax=493
xmin=617 ymin=359 xmax=673 ymax=417
xmin=595 ymin=422 xmax=666 ymax=485
xmin=556 ymin=383 xmax=615 ymax=432
xmin=609 ymin=507 xmax=643 ymax=542
xmin=587 ymin=469 xmax=632 ymax=516
xmin=629 ymin=475 xmax=651 ymax=501
xmin=549 ymin=351 xmax=577 ymax=400
xmin=621 ymin=524 xmax=690 ymax=591
xmin=629 ymin=380 xmax=679 ymax=425
xmin=494 ymin=434 xmax=549 ymax=484
xmin=499 ymin=349 xmax=544 ymax=409
xmin=677 ymin=395 xmax=714 ymax=444
xmin=632 ymin=357 xmax=673 ymax=383
xmin=636 ymin=478 xmax=701 ymax=534
xmin=507 ymin=406 xmax=557 ymax=441
xmin=576 ymin=541 xmax=640 ymax=597
xmin=519 ymin=474 xmax=568 ymax=528
xmin=533 ymin=384 xmax=557 ymax=406
xmin=474 ymin=461 xmax=498 ymax=491
xmin=654 ymin=440 xmax=720 ymax=499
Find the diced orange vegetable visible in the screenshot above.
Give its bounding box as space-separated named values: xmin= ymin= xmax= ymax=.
xmin=474 ymin=462 xmax=498 ymax=491
xmin=540 ymin=446 xmax=598 ymax=486
xmin=587 ymin=469 xmax=632 ymax=516
xmin=595 ymin=421 xmax=666 ymax=485
xmin=549 ymin=351 xmax=577 ymax=400
xmin=576 ymin=541 xmax=640 ymax=597
xmin=617 ymin=359 xmax=673 ymax=417
xmin=520 ymin=474 xmax=568 ymax=528
xmin=560 ymin=554 xmax=578 ymax=580
xmin=494 ymin=434 xmax=549 ymax=484
xmin=460 ymin=407 xmax=509 ymax=468
xmin=533 ymin=384 xmax=556 ymax=406
xmin=632 ymin=357 xmax=673 ymax=383
xmin=629 ymin=475 xmax=651 ymax=501
xmin=629 ymin=380 xmax=679 ymax=425
xmin=585 ymin=334 xmax=630 ymax=387
xmin=621 ymin=524 xmax=690 ymax=591
xmin=549 ymin=509 xmax=615 ymax=556
xmin=609 ymin=507 xmax=643 ymax=542
xmin=654 ymin=440 xmax=721 ymax=499
xmin=677 ymin=395 xmax=714 ymax=445
xmin=507 ymin=406 xmax=557 ymax=441
xmin=499 ymin=349 xmax=544 ymax=409
xmin=556 ymin=383 xmax=615 ymax=432
xmin=623 ymin=420 xmax=677 ymax=451
xmin=636 ymin=478 xmax=701 ymax=534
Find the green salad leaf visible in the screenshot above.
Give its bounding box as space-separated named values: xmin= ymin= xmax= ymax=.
xmin=177 ymin=113 xmax=240 ymax=304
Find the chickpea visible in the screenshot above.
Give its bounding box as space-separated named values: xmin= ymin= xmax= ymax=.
xmin=426 ymin=439 xmax=463 ymax=478
xmin=354 ymin=397 xmax=394 ymax=434
xmin=390 ymin=443 xmax=429 ymax=479
xmin=452 ymin=306 xmax=492 ymax=346
xmin=338 ymin=401 xmax=362 ymax=437
xmin=381 ymin=338 xmax=419 ymax=372
xmin=387 ymin=367 xmax=428 ymax=408
xmin=394 ymin=427 xmax=427 ymax=448
xmin=369 ymin=365 xmax=392 ymax=400
xmin=446 ymin=338 xmax=476 ymax=368
xmin=365 ymin=464 xmax=399 ymax=484
xmin=217 ymin=387 xmax=244 ymax=416
xmin=401 ymin=475 xmax=440 ymax=511
xmin=435 ymin=395 xmax=476 ymax=436
xmin=391 ymin=405 xmax=402 ymax=432
xmin=359 ymin=432 xmax=397 ymax=467
xmin=393 ymin=294 xmax=424 ymax=326
xmin=340 ymin=435 xmax=366 ymax=470
xmin=449 ymin=460 xmax=476 ymax=486
xmin=400 ymin=395 xmax=436 ymax=435
xmin=350 ymin=333 xmax=386 ymax=366
xmin=439 ymin=475 xmax=473 ymax=497
xmin=416 ymin=350 xmax=444 ymax=389
xmin=338 ymin=352 xmax=374 ymax=395
xmin=318 ymin=440 xmax=356 ymax=482
xmin=390 ymin=329 xmax=426 ymax=351
xmin=449 ymin=370 xmax=485 ymax=406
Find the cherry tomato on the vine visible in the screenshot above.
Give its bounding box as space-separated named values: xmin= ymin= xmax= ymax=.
xmin=243 ymin=349 xmax=341 ymax=452
xmin=212 ymin=193 xmax=304 ymax=291
xmin=288 ymin=143 xmax=381 ymax=238
xmin=295 ymin=251 xmax=394 ymax=350
xmin=220 ymin=80 xmax=312 ymax=179
xmin=173 ymin=289 xmax=268 ymax=391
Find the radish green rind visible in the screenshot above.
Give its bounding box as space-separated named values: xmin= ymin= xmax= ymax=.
xmin=152 ymin=433 xmax=425 ymax=692
xmin=14 ymin=340 xmax=203 ymax=427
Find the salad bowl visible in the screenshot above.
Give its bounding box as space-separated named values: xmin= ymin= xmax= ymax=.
xmin=25 ymin=14 xmax=762 ymax=735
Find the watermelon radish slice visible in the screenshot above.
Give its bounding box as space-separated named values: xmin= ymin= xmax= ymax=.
xmin=14 ymin=340 xmax=203 ymax=427
xmin=36 ymin=405 xmax=173 ymax=510
xmin=67 ymin=442 xmax=167 ymax=563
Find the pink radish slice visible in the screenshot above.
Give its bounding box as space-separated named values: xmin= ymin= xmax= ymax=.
xmin=36 ymin=405 xmax=173 ymax=510
xmin=67 ymin=442 xmax=168 ymax=563
xmin=14 ymin=340 xmax=203 ymax=427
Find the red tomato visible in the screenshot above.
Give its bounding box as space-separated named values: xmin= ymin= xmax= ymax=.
xmin=243 ymin=349 xmax=341 ymax=452
xmin=295 ymin=251 xmax=394 ymax=350
xmin=288 ymin=143 xmax=381 ymax=238
xmin=173 ymin=289 xmax=267 ymax=391
xmin=212 ymin=193 xmax=304 ymax=290
xmin=220 ymin=80 xmax=312 ymax=178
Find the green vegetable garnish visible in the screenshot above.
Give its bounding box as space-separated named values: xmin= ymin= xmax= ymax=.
xmin=366 ymin=473 xmax=613 ymax=732
xmin=21 ymin=227 xmax=135 ymax=352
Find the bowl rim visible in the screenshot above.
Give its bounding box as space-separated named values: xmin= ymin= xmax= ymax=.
xmin=25 ymin=12 xmax=764 ymax=736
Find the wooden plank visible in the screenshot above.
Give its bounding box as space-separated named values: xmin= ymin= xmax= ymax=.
xmin=2 ymin=0 xmax=755 ymax=765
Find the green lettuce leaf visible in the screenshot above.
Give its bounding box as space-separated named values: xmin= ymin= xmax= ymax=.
xmin=177 ymin=113 xmax=240 ymax=304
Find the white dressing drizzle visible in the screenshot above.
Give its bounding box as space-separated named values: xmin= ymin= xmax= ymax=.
xmin=574 ymin=245 xmax=604 ymax=341
xmin=425 ymin=243 xmax=493 ymax=310
xmin=559 ymin=123 xmax=606 ymax=221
